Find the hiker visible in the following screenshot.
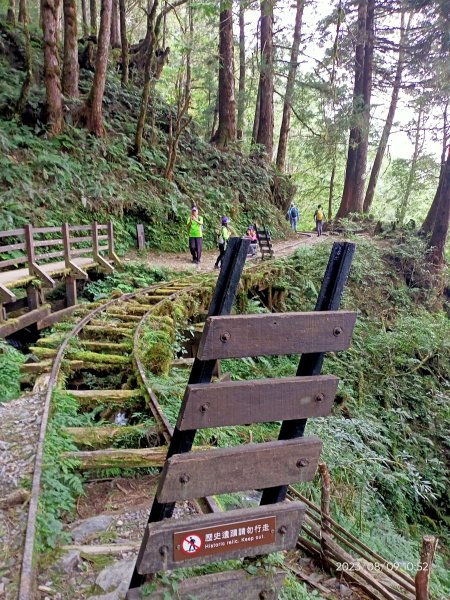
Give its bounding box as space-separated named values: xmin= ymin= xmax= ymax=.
xmin=187 ymin=206 xmax=203 ymax=263
xmin=246 ymin=226 xmax=258 ymax=257
xmin=314 ymin=204 xmax=325 ymax=236
xmin=288 ymin=202 xmax=299 ymax=232
xmin=214 ymin=216 xmax=230 ymax=269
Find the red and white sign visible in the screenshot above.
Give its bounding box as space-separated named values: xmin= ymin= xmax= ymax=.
xmin=181 ymin=534 xmax=202 ymax=555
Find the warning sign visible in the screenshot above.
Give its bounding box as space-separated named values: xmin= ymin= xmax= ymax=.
xmin=173 ymin=516 xmax=276 ymax=562
xmin=181 ymin=534 xmax=202 ymax=554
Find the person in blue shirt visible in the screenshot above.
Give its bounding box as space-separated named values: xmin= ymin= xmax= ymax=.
xmin=288 ymin=202 xmax=299 ymax=232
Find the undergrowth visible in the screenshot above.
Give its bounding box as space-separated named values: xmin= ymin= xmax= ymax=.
xmin=83 ymin=262 xmax=178 ymax=300
xmin=143 ymin=237 xmax=450 ymax=596
xmin=0 ymin=52 xmax=293 ymax=253
xmin=0 ymin=339 xmax=24 ymax=403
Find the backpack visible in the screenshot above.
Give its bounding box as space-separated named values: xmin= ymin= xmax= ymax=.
xmin=290 ymin=206 xmax=298 ymax=219
xmin=317 ymin=209 xmax=324 ymax=221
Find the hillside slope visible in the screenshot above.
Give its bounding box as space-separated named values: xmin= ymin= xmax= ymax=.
xmin=0 ymin=21 xmax=294 ymax=252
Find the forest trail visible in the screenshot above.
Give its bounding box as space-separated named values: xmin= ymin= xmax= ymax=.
xmin=123 ymin=231 xmax=325 ymax=273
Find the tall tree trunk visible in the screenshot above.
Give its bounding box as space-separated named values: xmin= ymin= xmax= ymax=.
xmin=7 ymin=0 xmax=15 ymax=25
xmin=18 ymin=0 xmax=26 ymax=23
xmin=252 ymin=76 xmax=261 ymax=145
xmin=364 ymin=10 xmax=408 ymax=213
xmin=62 ymin=0 xmax=79 ymax=97
xmin=81 ymin=0 xmax=89 ymax=35
xmin=237 ymin=0 xmax=246 ymax=141
xmin=42 ymin=0 xmax=64 ymax=135
xmin=110 ymin=0 xmax=120 ymax=47
xmin=353 ymin=0 xmax=374 ymax=207
xmin=16 ymin=0 xmax=32 ymax=114
xmin=275 ymin=0 xmax=304 ymax=171
xmin=84 ymin=0 xmax=112 ymax=136
xmin=256 ymin=0 xmax=274 ymax=159
xmin=397 ymin=104 xmax=424 ymax=224
xmin=210 ymin=91 xmax=219 ymax=140
xmin=327 ymin=0 xmax=343 ymax=220
xmin=133 ymin=0 xmax=159 ymax=156
xmin=211 ymin=1 xmax=236 ymax=147
xmin=118 ymin=0 xmax=128 ymax=86
xmin=336 ymin=0 xmax=368 ymax=219
xmin=90 ymin=0 xmax=97 ymax=34
xmin=184 ymin=0 xmax=192 ymax=106
xmin=428 ymin=148 xmax=450 ymax=268
xmin=421 ymin=101 xmax=449 ymax=234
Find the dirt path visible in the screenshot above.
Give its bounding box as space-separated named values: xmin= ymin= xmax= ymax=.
xmin=123 ymin=231 xmax=327 ymax=273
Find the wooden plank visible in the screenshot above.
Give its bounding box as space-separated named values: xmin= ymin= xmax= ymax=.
xmin=136 ymin=503 xmax=304 ymax=574
xmin=156 ymin=437 xmax=322 ymax=503
xmin=0 ymin=228 xmax=26 ymax=238
xmin=33 ymin=238 xmax=64 ymax=248
xmin=37 ymin=305 xmax=77 ymax=329
xmin=32 ymin=226 xmax=61 ymax=234
xmin=136 ymin=224 xmax=146 ymax=250
xmin=0 ymin=283 xmax=16 ymax=303
xmin=65 ymin=276 xmax=77 ymax=306
xmin=35 ymin=250 xmax=65 ymax=261
xmin=69 ymin=235 xmax=98 ymax=244
xmin=0 ymin=241 xmax=26 ymax=252
xmin=70 ymin=247 xmax=93 ymax=257
xmin=63 ymin=447 xmax=170 ymax=470
xmin=0 ymin=305 xmax=50 ymax=338
xmin=20 ymin=360 xmax=53 ymax=374
xmin=0 ymin=255 xmax=28 ymax=268
xmin=177 ymin=375 xmax=338 ymax=430
xmin=62 ymin=424 xmax=158 ymax=448
xmin=97 ymin=224 xmax=108 ymax=230
xmin=197 ymin=311 xmax=356 ymax=360
xmin=68 ymin=224 xmax=92 ymax=231
xmin=127 ymin=569 xmax=286 ymax=600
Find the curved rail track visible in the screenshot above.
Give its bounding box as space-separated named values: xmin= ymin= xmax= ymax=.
xmin=17 ymin=262 xmax=418 ymax=600
xmin=19 ymin=278 xmax=203 ymax=599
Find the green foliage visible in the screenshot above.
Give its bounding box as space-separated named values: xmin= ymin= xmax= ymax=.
xmin=83 ymin=262 xmax=176 ymax=300
xmin=0 ymin=53 xmax=293 ymax=254
xmin=139 ymin=315 xmax=175 ymax=376
xmin=0 ymin=340 xmax=24 ymax=403
xmin=37 ymin=390 xmax=85 ymax=550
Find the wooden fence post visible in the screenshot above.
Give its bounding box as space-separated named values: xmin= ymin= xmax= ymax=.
xmin=108 ymin=221 xmax=121 ymax=264
xmin=24 ymin=223 xmax=35 ymax=277
xmin=62 ymin=222 xmax=71 ymax=269
xmin=415 ymin=536 xmax=438 ymax=600
xmin=92 ymin=221 xmax=99 ymax=256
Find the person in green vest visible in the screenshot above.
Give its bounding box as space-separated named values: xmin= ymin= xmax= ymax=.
xmin=214 ymin=216 xmax=230 ymax=269
xmin=186 ymin=206 xmax=203 ymax=263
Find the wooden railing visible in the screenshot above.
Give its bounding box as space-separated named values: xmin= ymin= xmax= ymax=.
xmin=0 ymin=222 xmax=118 ymax=303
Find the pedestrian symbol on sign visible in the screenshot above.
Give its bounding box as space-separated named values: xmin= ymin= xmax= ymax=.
xmin=182 ymin=534 xmax=202 ymax=554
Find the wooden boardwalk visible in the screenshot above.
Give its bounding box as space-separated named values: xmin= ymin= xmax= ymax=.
xmin=0 ymin=222 xmax=119 ymax=336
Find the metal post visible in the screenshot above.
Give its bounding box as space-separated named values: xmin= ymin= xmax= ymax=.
xmin=129 ymin=236 xmax=250 ymax=590
xmin=260 ymin=241 xmax=356 ymax=505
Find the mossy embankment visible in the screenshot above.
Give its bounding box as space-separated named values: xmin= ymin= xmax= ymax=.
xmin=0 ymin=21 xmax=293 ymax=253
